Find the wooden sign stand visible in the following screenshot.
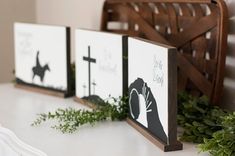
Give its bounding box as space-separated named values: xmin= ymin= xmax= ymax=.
xmin=126 ymin=118 xmax=182 ymax=152
xmin=14 ymin=83 xmax=71 ymax=98
xmin=74 ymin=97 xmax=98 ymax=109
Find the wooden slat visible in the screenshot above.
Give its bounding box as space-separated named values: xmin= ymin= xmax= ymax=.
xmin=110 ymin=4 xmax=171 ymax=44
xmin=166 ymin=3 xmax=178 ymax=34
xmin=191 ymin=38 xmax=207 ymax=58
xmin=107 ymin=29 xmax=140 ymax=36
xmin=179 ymin=3 xmax=192 ymax=16
xmin=177 ymin=53 xmax=213 ymax=97
xmin=154 ymin=3 xmax=168 ymax=35
xmin=177 ymin=3 xmax=193 ymax=91
xmin=211 ymin=0 xmax=228 ymax=104
xmin=182 ymin=54 xmax=217 ymax=74
xmin=155 ymin=3 xmax=167 ymax=14
xmin=193 ymin=4 xmax=204 ymax=17
xmin=177 ymin=71 xmax=188 ymax=91
xmin=107 ymin=12 xmax=126 ymax=22
xmin=107 ymin=0 xmax=211 ymax=4
xmin=127 ymin=3 xmax=137 ymax=30
xmin=101 ymin=1 xmax=110 ymax=31
xmin=168 ymin=12 xmax=217 ymax=48
xmin=154 ymin=15 xmax=206 ymax=28
xmin=191 ymin=4 xmax=207 ymax=61
xmin=136 ymin=3 xmax=154 ymax=25
xmin=207 ymin=27 xmax=218 ymax=59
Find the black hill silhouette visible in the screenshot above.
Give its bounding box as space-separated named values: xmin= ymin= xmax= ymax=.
xmin=32 ymin=51 xmax=50 ymax=83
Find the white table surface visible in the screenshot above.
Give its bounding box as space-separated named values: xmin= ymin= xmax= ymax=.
xmin=0 ymin=84 xmax=208 ymax=156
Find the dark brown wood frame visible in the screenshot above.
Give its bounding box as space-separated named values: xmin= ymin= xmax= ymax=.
xmin=127 ymin=37 xmax=182 ymax=151
xmin=100 ymin=0 xmax=228 ymax=105
xmin=15 ymin=24 xmax=73 ymax=98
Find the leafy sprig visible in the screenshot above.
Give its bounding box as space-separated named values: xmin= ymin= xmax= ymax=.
xmin=177 ymin=92 xmax=235 ymax=156
xmin=199 ymin=112 xmax=235 ymax=156
xmin=177 ymin=92 xmax=229 ymax=143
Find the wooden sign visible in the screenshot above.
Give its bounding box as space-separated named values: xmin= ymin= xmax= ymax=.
xmin=127 ymin=37 xmax=182 ymax=151
xmin=75 ymin=29 xmax=127 ymax=106
xmin=14 ymin=23 xmax=72 ymax=97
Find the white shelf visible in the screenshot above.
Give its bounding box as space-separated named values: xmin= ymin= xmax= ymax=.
xmin=0 ymin=84 xmax=208 ymax=156
xmin=0 ymin=126 xmax=47 ymax=156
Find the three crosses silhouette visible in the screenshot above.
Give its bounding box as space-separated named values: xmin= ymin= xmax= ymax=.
xmin=82 ymin=80 xmax=97 ymax=96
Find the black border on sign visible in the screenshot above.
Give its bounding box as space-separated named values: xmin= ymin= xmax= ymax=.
xmin=122 ymin=35 xmax=128 ymax=96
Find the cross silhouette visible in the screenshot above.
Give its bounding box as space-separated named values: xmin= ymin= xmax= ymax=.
xmin=83 ymin=46 xmax=96 ymax=96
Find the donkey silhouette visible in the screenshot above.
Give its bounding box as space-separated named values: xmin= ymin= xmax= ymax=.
xmin=32 ymin=51 xmax=50 ymax=83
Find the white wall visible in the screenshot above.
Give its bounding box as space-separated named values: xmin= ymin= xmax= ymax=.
xmin=36 ymin=0 xmax=105 ymax=62
xmin=0 ymin=0 xmax=36 ymax=83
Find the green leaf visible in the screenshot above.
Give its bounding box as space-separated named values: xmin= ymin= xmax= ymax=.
xmin=32 ymin=96 xmax=129 ymax=133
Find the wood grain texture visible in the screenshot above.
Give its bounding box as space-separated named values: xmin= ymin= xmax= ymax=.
xmin=107 ymin=0 xmax=211 ymax=3
xmin=101 ymin=0 xmax=228 ymax=105
xmin=74 ymin=97 xmax=98 ymax=109
xmin=14 ymin=84 xmax=67 ymax=98
xmin=168 ymin=48 xmax=178 ymax=145
xmin=126 ymin=118 xmax=183 ymax=152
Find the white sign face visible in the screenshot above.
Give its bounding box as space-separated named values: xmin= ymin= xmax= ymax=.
xmin=128 ymin=37 xmax=175 ymax=143
xmin=14 ymin=23 xmax=68 ymax=91
xmin=75 ymin=29 xmax=125 ymax=103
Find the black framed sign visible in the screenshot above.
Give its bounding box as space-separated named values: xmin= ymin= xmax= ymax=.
xmin=127 ymin=37 xmax=182 ymax=151
xmin=14 ymin=23 xmax=72 ymax=97
xmin=75 ymin=29 xmax=128 ymax=106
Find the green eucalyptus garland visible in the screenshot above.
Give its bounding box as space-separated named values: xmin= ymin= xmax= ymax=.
xmin=177 ymin=92 xmax=235 ymax=156
xmin=177 ymin=92 xmax=229 ymax=143
xmin=199 ymin=112 xmax=235 ymax=156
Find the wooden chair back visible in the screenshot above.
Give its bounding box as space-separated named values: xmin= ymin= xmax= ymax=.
xmin=101 ymin=0 xmax=228 ymax=105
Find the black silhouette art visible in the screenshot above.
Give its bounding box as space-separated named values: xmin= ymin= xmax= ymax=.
xmin=82 ymin=83 xmax=87 ymax=95
xmin=83 ymin=46 xmax=96 ymax=96
xmin=92 ymin=80 xmax=97 ymax=95
xmin=129 ymin=78 xmax=167 ymax=143
xmin=32 ymin=51 xmax=50 ymax=83
xmin=81 ymin=47 xmax=105 ymax=106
